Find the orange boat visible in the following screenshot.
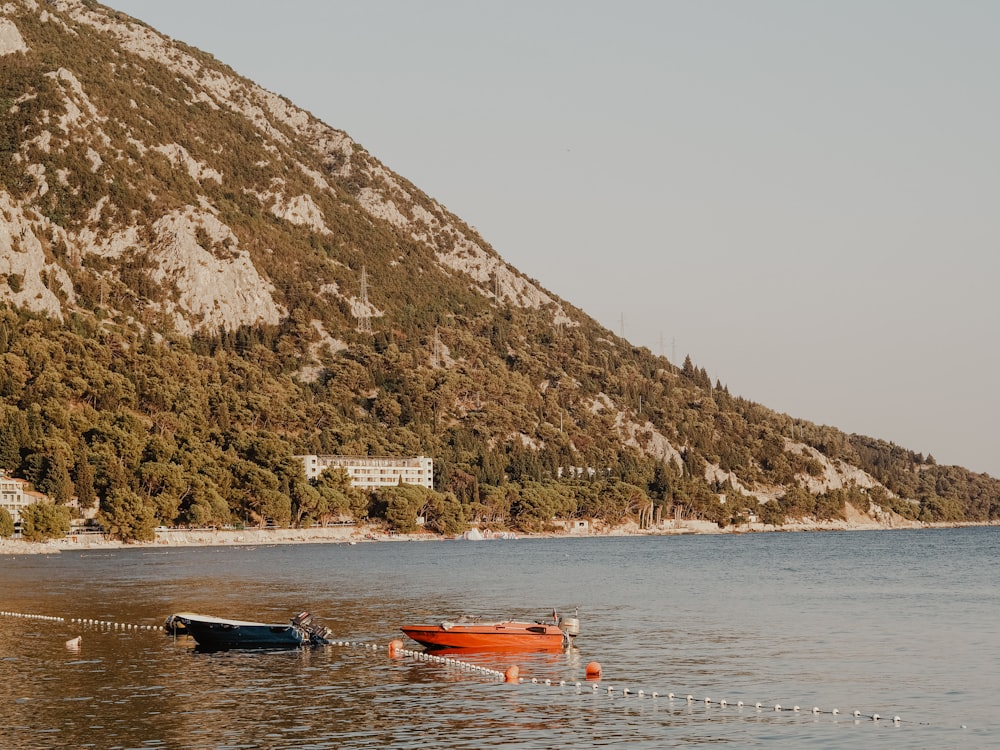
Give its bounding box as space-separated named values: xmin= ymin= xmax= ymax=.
xmin=401 ymin=613 xmax=580 ymax=651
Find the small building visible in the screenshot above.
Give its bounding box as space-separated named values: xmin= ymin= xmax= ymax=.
xmin=552 ymin=519 xmax=591 ymax=535
xmin=297 ymin=455 xmax=434 ymax=490
xmin=0 ymin=469 xmax=38 ymax=525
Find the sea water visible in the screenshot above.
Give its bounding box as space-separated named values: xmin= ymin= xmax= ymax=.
xmin=0 ymin=527 xmax=996 ymax=749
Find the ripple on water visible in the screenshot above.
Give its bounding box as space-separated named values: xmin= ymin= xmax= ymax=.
xmin=0 ymin=529 xmax=997 ymax=749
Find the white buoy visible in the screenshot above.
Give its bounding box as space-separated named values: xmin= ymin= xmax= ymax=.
xmin=775 ymin=704 xmax=781 ymax=712
xmin=651 ymin=692 xmax=659 ymax=698
xmin=812 ymin=707 xmax=820 ymax=714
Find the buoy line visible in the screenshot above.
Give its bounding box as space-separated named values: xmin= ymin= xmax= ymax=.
xmin=0 ymin=610 xmax=162 ymax=631
xmin=381 ymin=643 xmax=902 ymax=726
xmin=511 ymin=676 xmax=905 ymax=726
xmin=381 ymin=644 xmax=912 ymax=728
xmin=0 ymin=613 xmax=938 ymax=729
xmin=384 ymin=639 xmax=507 ymax=680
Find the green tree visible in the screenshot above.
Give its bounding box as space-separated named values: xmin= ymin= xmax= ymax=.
xmin=423 ymin=490 xmax=466 ymax=535
xmin=138 ymin=460 xmax=187 ymax=524
xmin=348 ymin=487 xmax=372 ymax=523
xmin=290 ymin=475 xmax=325 ymax=526
xmin=478 ymin=484 xmax=513 ymax=527
xmin=510 ymin=481 xmax=564 ymax=532
xmin=74 ymin=457 xmax=97 ymax=510
xmin=257 ymin=489 xmax=292 ymax=527
xmin=0 ymin=405 xmax=27 ymax=469
xmin=0 ymin=506 xmax=14 ymax=538
xmin=182 ymin=476 xmax=232 ymax=528
xmin=20 ymin=502 xmax=71 ymax=541
xmin=23 ymin=438 xmax=76 ymax=504
xmin=313 ymin=466 xmax=356 ymax=521
xmin=778 ymin=486 xmax=814 ymax=519
xmin=375 ymin=484 xmax=429 ymax=533
xmin=99 ymin=487 xmax=156 ymax=542
xmin=758 ymin=499 xmax=785 ymax=526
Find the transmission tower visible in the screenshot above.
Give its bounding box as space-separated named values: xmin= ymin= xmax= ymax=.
xmin=432 ymin=326 xmax=442 ymax=368
xmin=358 ymin=266 xmax=372 ymax=334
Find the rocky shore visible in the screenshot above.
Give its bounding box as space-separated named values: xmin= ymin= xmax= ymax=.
xmin=2 ymin=503 xmax=991 ymax=556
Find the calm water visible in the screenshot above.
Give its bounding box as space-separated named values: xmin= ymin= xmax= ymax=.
xmin=1 ymin=528 xmax=997 ymax=749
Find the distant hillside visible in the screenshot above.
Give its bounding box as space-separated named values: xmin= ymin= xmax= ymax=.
xmin=0 ymin=1 xmax=996 ymax=541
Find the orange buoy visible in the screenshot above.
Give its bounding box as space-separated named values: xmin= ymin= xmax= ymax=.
xmin=585 ymin=661 xmax=602 ymax=680
xmin=388 ymin=639 xmax=404 ymax=657
xmin=504 ymin=665 xmax=520 ymax=683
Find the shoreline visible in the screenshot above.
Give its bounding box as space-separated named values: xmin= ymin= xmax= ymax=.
xmin=1 ymin=517 xmax=995 ymax=556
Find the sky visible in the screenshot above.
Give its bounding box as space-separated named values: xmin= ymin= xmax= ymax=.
xmin=106 ymin=1 xmax=999 ymax=477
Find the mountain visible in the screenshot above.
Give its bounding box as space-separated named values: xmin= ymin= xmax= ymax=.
xmin=0 ymin=1 xmax=996 ymax=541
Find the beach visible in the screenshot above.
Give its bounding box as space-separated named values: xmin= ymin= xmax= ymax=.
xmin=2 ymin=500 xmax=985 ymax=556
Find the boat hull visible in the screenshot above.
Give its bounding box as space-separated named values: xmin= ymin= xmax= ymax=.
xmin=401 ymin=621 xmax=566 ymax=651
xmin=166 ymin=612 xmax=315 ymax=650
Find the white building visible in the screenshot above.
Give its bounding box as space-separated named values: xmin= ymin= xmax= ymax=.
xmin=297 ymin=455 xmax=434 ymax=490
xmin=0 ymin=469 xmax=43 ymax=525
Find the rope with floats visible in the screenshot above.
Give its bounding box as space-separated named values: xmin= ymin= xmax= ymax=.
xmin=385 ymin=641 xmax=909 ymax=726
xmin=2 ymin=611 xmax=951 ymax=728
xmin=0 ymin=610 xmax=161 ymax=631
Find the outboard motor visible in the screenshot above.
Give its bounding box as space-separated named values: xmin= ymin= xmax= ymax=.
xmin=557 ymin=610 xmax=581 ymax=647
xmin=291 ymin=612 xmax=313 ymax=627
xmin=292 ymin=611 xmax=332 ymax=644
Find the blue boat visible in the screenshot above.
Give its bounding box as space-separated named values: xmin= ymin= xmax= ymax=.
xmin=164 ymin=611 xmax=332 ymax=649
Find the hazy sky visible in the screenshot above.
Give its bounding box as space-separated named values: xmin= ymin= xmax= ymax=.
xmin=106 ymin=1 xmax=999 ymax=477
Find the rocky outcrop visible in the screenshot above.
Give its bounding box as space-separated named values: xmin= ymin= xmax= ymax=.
xmin=0 ymin=0 xmax=578 ymax=336
xmin=0 ymin=16 xmax=27 ymax=55
xmin=0 ymin=192 xmax=75 ymax=319
xmin=148 ymin=208 xmax=285 ymax=335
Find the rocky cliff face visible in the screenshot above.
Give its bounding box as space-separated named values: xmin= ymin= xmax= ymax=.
xmin=0 ymin=0 xmax=570 ymax=338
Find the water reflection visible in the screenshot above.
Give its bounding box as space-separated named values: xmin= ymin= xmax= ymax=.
xmin=1 ymin=530 xmax=998 ymax=748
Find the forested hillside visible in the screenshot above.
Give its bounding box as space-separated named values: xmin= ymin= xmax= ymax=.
xmin=0 ymin=1 xmax=996 ymax=542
